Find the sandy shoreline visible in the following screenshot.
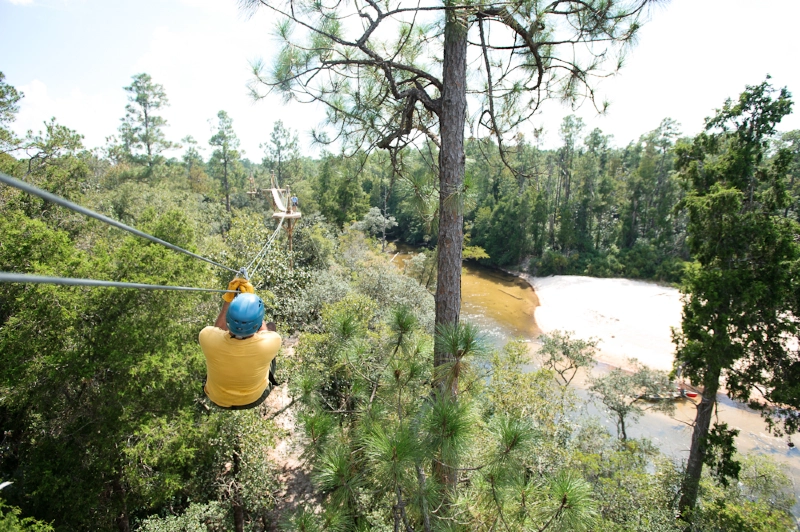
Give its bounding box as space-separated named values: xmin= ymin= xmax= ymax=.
xmin=514 ymin=273 xmax=683 ymax=372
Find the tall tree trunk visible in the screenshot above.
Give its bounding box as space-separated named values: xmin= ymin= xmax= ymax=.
xmin=144 ymin=107 xmax=152 ymax=168
xmin=679 ymin=367 xmax=721 ymax=517
xmin=114 ymin=480 xmax=130 ymax=532
xmin=416 ymin=465 xmax=432 ymax=532
xmin=233 ymin=448 xmax=245 ymax=532
xmin=432 ymin=3 xmax=467 ymax=492
xmin=435 ymin=7 xmax=467 ymax=363
xmin=382 ymin=180 xmax=388 ymax=252
xmin=116 ymin=513 xmax=130 ymax=532
xmin=551 ymin=170 xmax=561 ymax=249
xmin=223 ymin=157 xmax=231 ymax=213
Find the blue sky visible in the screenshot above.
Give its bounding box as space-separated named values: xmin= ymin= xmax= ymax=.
xmin=2 ymin=0 xmax=800 ymax=159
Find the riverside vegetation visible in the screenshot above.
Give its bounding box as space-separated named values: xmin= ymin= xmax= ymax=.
xmin=0 ymin=70 xmax=798 ymax=530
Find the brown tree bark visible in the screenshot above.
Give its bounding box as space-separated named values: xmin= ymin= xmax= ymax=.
xmin=233 ymin=449 xmax=245 ymax=532
xmin=432 ymin=3 xmax=467 ymax=493
xmin=434 ymin=6 xmax=467 ymax=362
xmin=223 ymin=157 xmax=231 ymax=213
xmin=114 ymin=480 xmax=130 ymax=532
xmin=116 ymin=514 xmax=130 ymax=532
xmin=678 ymin=367 xmax=721 ymax=518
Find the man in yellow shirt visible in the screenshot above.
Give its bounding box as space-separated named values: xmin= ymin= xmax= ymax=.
xmin=199 ymin=278 xmax=281 ymax=409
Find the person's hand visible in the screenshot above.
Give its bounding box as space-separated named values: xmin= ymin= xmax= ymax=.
xmin=223 ymin=278 xmax=255 ymax=303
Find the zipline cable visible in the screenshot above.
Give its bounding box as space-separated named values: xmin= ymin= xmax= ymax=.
xmin=247 ymin=216 xmax=285 ymax=274
xmin=0 ymin=272 xmax=239 ymax=293
xmin=0 ymin=171 xmax=239 ymax=275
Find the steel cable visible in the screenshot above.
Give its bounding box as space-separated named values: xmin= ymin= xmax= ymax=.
xmin=246 ymin=216 xmax=286 ymax=274
xmin=0 ymin=171 xmax=239 ymax=274
xmin=0 ymin=272 xmax=238 ymax=293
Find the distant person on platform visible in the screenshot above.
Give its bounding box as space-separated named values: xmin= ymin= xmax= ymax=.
xmin=199 ymin=278 xmax=281 ymax=410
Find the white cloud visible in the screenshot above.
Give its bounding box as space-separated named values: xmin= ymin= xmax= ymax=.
xmin=6 ymin=0 xmax=35 ymax=5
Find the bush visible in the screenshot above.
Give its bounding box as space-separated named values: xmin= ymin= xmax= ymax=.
xmin=582 ymin=250 xmax=625 ymax=278
xmin=531 ymin=250 xmax=571 ymax=276
xmin=619 ymin=242 xmax=659 ymax=279
xmin=0 ymin=500 xmax=54 ymax=531
xmin=528 ymin=244 xmax=686 ymax=284
xmin=138 ymin=502 xmax=228 ymax=532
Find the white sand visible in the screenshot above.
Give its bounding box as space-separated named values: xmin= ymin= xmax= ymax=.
xmin=527 ymin=275 xmax=683 ymax=371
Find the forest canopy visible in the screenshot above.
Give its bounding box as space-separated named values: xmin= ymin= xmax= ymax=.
xmin=0 ymin=68 xmax=799 ymax=531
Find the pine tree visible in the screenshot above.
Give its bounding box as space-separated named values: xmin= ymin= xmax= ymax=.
xmin=209 ymin=110 xmax=242 ymax=213
xmin=118 ymin=73 xmax=175 ymax=171
xmin=673 ymin=79 xmax=800 ymax=516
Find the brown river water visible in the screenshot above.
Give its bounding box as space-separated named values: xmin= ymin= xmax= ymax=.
xmin=392 ymin=249 xmax=800 ymax=512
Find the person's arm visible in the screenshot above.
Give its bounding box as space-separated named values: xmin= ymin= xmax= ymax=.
xmin=214 ymin=301 xmax=230 ymax=331
xmin=257 ymin=321 xmax=277 ymax=333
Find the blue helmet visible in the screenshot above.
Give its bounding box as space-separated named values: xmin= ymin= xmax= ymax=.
xmin=226 ymin=293 xmax=265 ymax=337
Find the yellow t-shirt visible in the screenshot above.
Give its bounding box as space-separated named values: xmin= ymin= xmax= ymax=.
xmin=199 ymin=327 xmax=281 ymax=407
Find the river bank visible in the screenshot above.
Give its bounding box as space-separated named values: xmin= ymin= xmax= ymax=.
xmin=514 ymin=272 xmax=682 ymax=372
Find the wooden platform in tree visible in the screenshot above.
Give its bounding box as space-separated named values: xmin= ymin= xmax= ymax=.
xmin=272 ymin=211 xmax=302 ymax=219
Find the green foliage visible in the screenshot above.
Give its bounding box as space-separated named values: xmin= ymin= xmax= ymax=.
xmin=688 ymin=455 xmax=795 ymax=532
xmin=457 ymin=118 xmax=687 ymax=283
xmin=138 ymin=502 xmax=228 ymax=531
xmin=292 ymin=214 xmax=337 ymax=269
xmin=589 ymin=361 xmax=675 ymax=441
xmin=433 ymin=321 xmax=486 ymax=392
xmin=0 ymin=162 xmax=278 ymax=529
xmin=546 ymin=471 xmax=599 ymax=532
xmin=402 ymin=249 xmax=437 ymax=291
xmin=421 ymin=393 xmax=476 ymax=467
xmin=0 ymin=206 xmax=217 ymax=526
xmin=462 ymin=245 xmax=489 ymax=261
xmin=470 ymin=178 xmax=538 ymax=266
xmin=0 ymin=500 xmax=53 ymax=532
xmin=352 ymin=206 xmax=397 ymax=239
xmin=530 ymin=249 xmax=572 ymax=276
xmin=776 ymin=129 xmax=800 ymax=221
xmin=262 ymin=120 xmax=301 ymax=186
xmin=292 ymin=125 xmax=692 ymax=285
xmin=182 ymin=135 xmax=213 ymax=194
xmin=214 ymin=213 xmax=314 ymax=328
xmin=207 ymin=410 xmax=279 ymax=522
xmin=118 ymin=73 xmax=176 ymax=170
xmin=0 ymin=72 xmax=23 ymax=154
xmin=289 ymin=297 xmax=625 ymax=532
xmin=335 ymin=230 xmax=435 ymax=330
xmin=209 ymin=110 xmax=244 ymax=212
xmin=701 ymin=423 xmax=740 ymax=486
xmin=572 ymin=427 xmax=682 ymax=531
xmin=538 ymin=330 xmax=597 ymax=388
xmin=314 ymin=153 xmax=369 ymax=228
xmin=673 ymin=78 xmax=800 ymax=514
